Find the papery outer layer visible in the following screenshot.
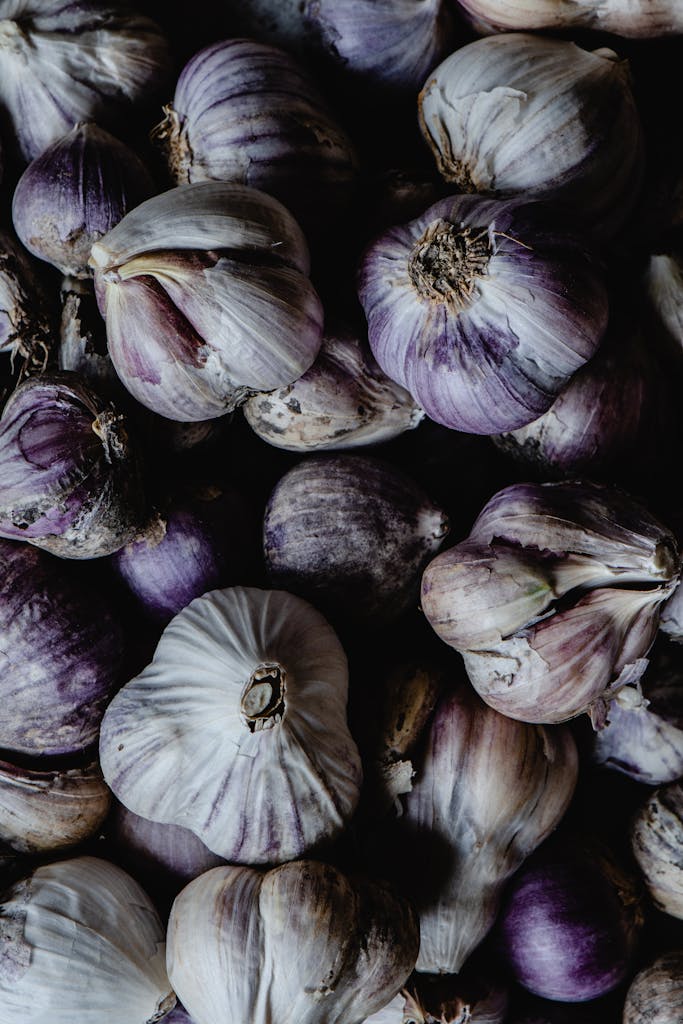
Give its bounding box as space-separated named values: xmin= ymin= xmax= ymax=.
xmin=456 ymin=0 xmax=683 ymax=36
xmin=631 ymin=781 xmax=683 ymax=919
xmin=99 ymin=587 xmax=362 ymax=863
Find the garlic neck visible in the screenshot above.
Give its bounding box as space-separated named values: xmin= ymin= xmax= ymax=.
xmin=409 ymin=220 xmax=490 ymax=310
xmin=241 ymin=662 xmax=286 ymax=732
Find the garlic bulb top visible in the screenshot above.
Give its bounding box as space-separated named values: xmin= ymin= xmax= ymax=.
xmin=0 ymin=0 xmax=171 ymax=164
xmin=0 ymin=856 xmax=174 ymax=1024
xmin=99 ymin=586 xmax=362 ymax=864
xmin=89 ymin=181 xmax=324 ymax=422
xmin=167 ymin=860 xmax=420 ymax=1024
xmin=418 ymin=33 xmax=643 ymax=238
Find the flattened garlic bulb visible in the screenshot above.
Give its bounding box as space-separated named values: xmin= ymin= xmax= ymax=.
xmin=100 ymin=587 xmax=362 ymax=864
xmin=167 ymin=860 xmax=419 ymax=1024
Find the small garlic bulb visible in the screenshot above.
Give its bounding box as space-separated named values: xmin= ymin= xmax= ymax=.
xmin=623 ymin=950 xmax=683 ymax=1024
xmin=418 ymin=33 xmax=643 ymax=237
xmin=631 ymin=780 xmax=683 ymax=919
xmin=99 ymin=587 xmax=362 ymax=864
xmin=0 ymin=856 xmax=174 ymax=1024
xmin=167 ymin=860 xmax=420 ymax=1024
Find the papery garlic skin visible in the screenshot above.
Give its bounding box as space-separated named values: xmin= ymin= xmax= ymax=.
xmin=0 ymin=227 xmax=54 ymax=368
xmin=418 ymin=34 xmax=642 ymax=238
xmin=0 ymin=0 xmax=171 ymax=163
xmin=0 ymin=856 xmax=174 ymax=1024
xmin=167 ymin=860 xmax=419 ymax=1024
xmin=90 ymin=182 xmax=324 ymax=422
xmin=454 ymin=0 xmax=683 ymax=36
xmin=646 ymin=251 xmax=683 ymax=354
xmin=0 ymin=759 xmax=110 ymax=854
xmin=58 ymin=276 xmax=122 ymax=397
xmin=244 ymin=324 xmax=424 ymax=451
xmin=100 ymin=587 xmax=362 ymax=864
xmin=623 ymin=950 xmax=683 ymax=1024
xmin=631 ymin=781 xmax=683 ymax=919
xmin=357 ymin=195 xmax=607 ymax=434
xmin=400 ymin=685 xmax=578 ymax=974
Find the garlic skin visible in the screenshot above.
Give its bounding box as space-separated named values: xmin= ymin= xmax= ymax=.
xmin=631 ymin=780 xmax=683 ymax=919
xmin=418 ymin=34 xmax=643 ymax=238
xmin=399 ymin=684 xmax=577 ymax=974
xmin=99 ymin=587 xmax=362 ymax=864
xmin=365 ymin=968 xmax=509 ymax=1024
xmin=357 ymin=194 xmax=607 ymax=434
xmin=0 ymin=227 xmax=54 ymax=369
xmin=0 ymin=856 xmax=174 ymax=1024
xmin=645 ymin=250 xmax=683 ymax=354
xmin=167 ymin=860 xmax=419 ymax=1024
xmin=0 ymin=1 xmax=171 ymax=164
xmin=454 ymin=0 xmax=683 ymax=36
xmin=263 ymin=454 xmax=449 ymax=626
xmin=58 ymin=276 xmax=122 ymax=398
xmin=89 ymin=182 xmax=324 ymax=422
xmin=0 ymin=759 xmax=110 ymax=854
xmin=0 ymin=371 xmax=146 ymax=559
xmin=12 ymin=122 xmax=156 ymax=279
xmin=623 ymin=950 xmax=683 ymax=1024
xmin=661 ymin=580 xmax=683 ymax=642
xmin=152 ymin=38 xmax=359 ymax=239
xmin=421 ymin=481 xmax=681 ymax=725
xmin=243 ymin=322 xmax=424 ymax=451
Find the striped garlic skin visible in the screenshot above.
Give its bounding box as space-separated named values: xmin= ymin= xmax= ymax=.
xmin=167 ymin=860 xmax=420 ymax=1024
xmin=99 ymin=587 xmax=362 ymax=864
xmin=400 ymin=684 xmax=578 ymax=974
xmin=0 ymin=857 xmax=174 ymax=1024
xmin=631 ymin=781 xmax=683 ymax=919
xmin=623 ymin=950 xmax=683 ymax=1023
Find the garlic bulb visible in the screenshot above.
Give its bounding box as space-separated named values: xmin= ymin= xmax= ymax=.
xmin=645 ymin=249 xmax=683 ymax=355
xmin=12 ymin=122 xmax=156 ymax=279
xmin=418 ymin=34 xmax=643 ymax=238
xmin=357 ymin=194 xmax=607 ymax=434
xmin=0 ymin=227 xmax=54 ymax=369
xmin=454 ymin=0 xmax=683 ymax=36
xmin=0 ymin=371 xmax=146 ymax=558
xmin=398 ymin=684 xmax=578 ymax=974
xmin=0 ymin=856 xmax=174 ymax=1024
xmin=421 ymin=480 xmax=681 ymax=725
xmin=0 ymin=0 xmax=171 ymax=164
xmin=623 ymin=950 xmax=683 ymax=1024
xmin=631 ymin=780 xmax=683 ymax=919
xmin=263 ymin=453 xmax=449 ymax=626
xmin=99 ymin=587 xmax=362 ymax=864
xmin=167 ymin=860 xmax=419 ymax=1024
xmin=243 ymin=321 xmax=424 ymax=451
xmin=89 ymin=181 xmax=324 ymax=422
xmin=152 ymin=38 xmax=359 ymax=239
xmin=0 ymin=759 xmax=110 ymax=854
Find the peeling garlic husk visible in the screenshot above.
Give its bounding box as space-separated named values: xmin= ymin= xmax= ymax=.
xmin=418 ymin=33 xmax=643 ymax=238
xmin=0 ymin=856 xmax=175 ymax=1024
xmin=0 ymin=759 xmax=110 ymax=854
xmin=631 ymin=780 xmax=683 ymax=919
xmin=454 ymin=0 xmax=683 ymax=36
xmin=623 ymin=949 xmax=683 ymax=1024
xmin=58 ymin=276 xmax=122 ymax=398
xmin=0 ymin=227 xmax=54 ymax=371
xmin=167 ymin=860 xmax=419 ymax=1024
xmin=243 ymin=321 xmax=424 ymax=451
xmin=99 ymin=587 xmax=362 ymax=864
xmin=365 ymin=967 xmax=509 ymax=1024
xmin=396 ymin=684 xmax=578 ymax=974
xmin=89 ymin=181 xmax=324 ymax=422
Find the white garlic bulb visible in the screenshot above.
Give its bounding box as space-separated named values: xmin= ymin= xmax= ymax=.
xmin=167 ymin=860 xmax=419 ymax=1024
xmin=0 ymin=856 xmax=174 ymax=1024
xmin=455 ymin=0 xmax=683 ymax=37
xmin=99 ymin=587 xmax=362 ymax=864
xmin=631 ymin=780 xmax=683 ymax=919
xmin=623 ymin=950 xmax=683 ymax=1024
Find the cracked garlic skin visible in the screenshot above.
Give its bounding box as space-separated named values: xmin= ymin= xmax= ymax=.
xmin=421 ymin=480 xmax=681 ymax=725
xmin=418 ymin=34 xmax=643 ymax=238
xmin=100 ymin=587 xmax=362 ymax=864
xmin=631 ymin=780 xmax=683 ymax=919
xmin=357 ymin=194 xmax=607 ymax=435
xmin=89 ymin=181 xmax=324 ymax=422
xmin=167 ymin=860 xmax=419 ymax=1024
xmin=0 ymin=856 xmax=174 ymax=1024
xmin=623 ymin=950 xmax=683 ymax=1024
xmin=397 ymin=684 xmax=577 ymax=975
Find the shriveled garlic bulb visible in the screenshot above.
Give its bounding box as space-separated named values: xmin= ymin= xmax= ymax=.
xmin=0 ymin=856 xmax=174 ymax=1024
xmin=89 ymin=182 xmax=324 ymax=422
xmin=418 ymin=33 xmax=643 ymax=238
xmin=631 ymin=780 xmax=683 ymax=919
xmin=100 ymin=587 xmax=362 ymax=864
xmin=167 ymin=860 xmax=419 ymax=1024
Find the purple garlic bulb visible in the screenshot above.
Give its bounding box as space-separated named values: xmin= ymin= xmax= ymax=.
xmin=357 ymin=194 xmax=607 ymax=434
xmin=12 ymin=121 xmax=156 ymax=279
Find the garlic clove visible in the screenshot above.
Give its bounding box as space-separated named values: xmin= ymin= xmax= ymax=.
xmin=631 ymin=780 xmax=683 ymax=919
xmin=623 ymin=949 xmax=683 ymax=1023
xmin=166 ymin=860 xmax=419 ymax=1024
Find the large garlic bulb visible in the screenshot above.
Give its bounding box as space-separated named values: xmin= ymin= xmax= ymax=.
xmin=99 ymin=587 xmax=362 ymax=864
xmin=89 ymin=182 xmax=324 ymax=422
xmin=167 ymin=860 xmax=420 ymax=1024
xmin=418 ymin=34 xmax=643 ymax=238
xmin=0 ymin=856 xmax=174 ymax=1024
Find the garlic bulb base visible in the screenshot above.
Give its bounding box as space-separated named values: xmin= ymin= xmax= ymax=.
xmin=409 ymin=220 xmax=490 ymax=308
xmin=241 ymin=663 xmax=286 ymax=731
